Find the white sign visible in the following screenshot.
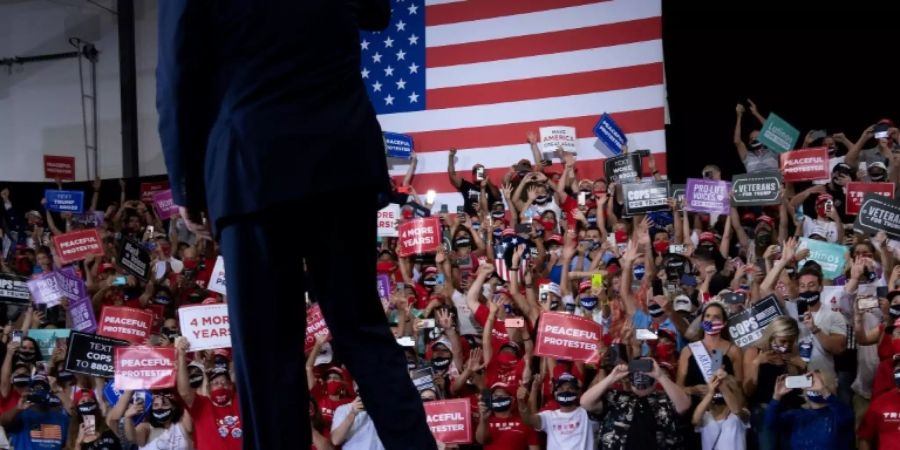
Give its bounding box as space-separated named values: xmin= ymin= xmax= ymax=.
xmin=539 ymin=126 xmax=577 ymax=153
xmin=377 ymin=204 xmax=400 ymax=237
xmin=208 ymin=255 xmax=227 ymax=295
xmin=178 ymin=304 xmax=232 ymax=351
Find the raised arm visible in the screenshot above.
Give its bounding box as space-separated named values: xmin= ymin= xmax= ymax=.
xmin=580 ymin=364 xmax=627 ymax=412
xmin=619 ymin=239 xmax=641 ymax=317
xmin=734 ymin=104 xmax=748 ymax=162
xmin=747 ymin=99 xmax=766 ymax=125
xmin=466 ymin=264 xmax=493 ymax=318
xmin=402 ymin=154 xmax=418 ymax=187
xmin=845 ymin=125 xmax=874 ymax=169
xmin=525 ymin=131 xmax=545 ymax=172
xmin=447 ymin=148 xmax=463 ymax=189
xmin=516 ymin=376 xmax=542 ymax=430
xmin=174 ymin=336 xmax=196 ymax=407
xmin=89 ymin=178 xmax=101 ymax=212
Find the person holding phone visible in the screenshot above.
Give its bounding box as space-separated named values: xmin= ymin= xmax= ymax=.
xmin=106 ymin=389 xmax=192 ymax=450
xmin=447 ymin=148 xmax=501 ymax=217
xmin=692 ymin=371 xmax=750 ymax=450
xmin=581 ymin=358 xmax=690 ymax=448
xmin=765 ymin=371 xmax=854 ymax=450
xmin=0 ymin=375 xmax=69 ymax=450
xmin=475 ymin=382 xmax=539 ymax=450
xmin=68 ymin=388 xmax=122 ymax=450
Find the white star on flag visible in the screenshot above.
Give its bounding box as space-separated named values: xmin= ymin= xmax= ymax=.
xmin=385 ymin=94 xmax=395 ymax=105
xmin=360 ymin=39 xmax=369 ymax=51
xmin=396 ymin=20 xmax=406 ymax=31
xmin=372 ymin=52 xmax=382 ymax=63
xmin=372 ymin=81 xmax=382 ymax=92
xmin=396 ymin=78 xmax=406 ymax=90
xmin=408 ymin=91 xmax=419 ymax=103
xmin=384 ymin=65 xmax=394 ymax=76
xmin=384 ymin=37 xmax=394 ymax=48
xmin=408 ymin=62 xmax=419 ymax=74
xmin=408 ymin=34 xmax=419 ymax=46
xmin=361 ymin=68 xmax=370 ymax=79
xmin=407 ymin=4 xmax=418 ymax=15
xmin=396 ymin=49 xmax=406 ymax=61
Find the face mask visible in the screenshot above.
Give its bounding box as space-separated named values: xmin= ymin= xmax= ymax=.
xmin=496 ymin=352 xmax=517 ymax=366
xmin=805 ymin=390 xmax=828 ymax=404
xmin=711 ymin=392 xmax=727 ymax=405
xmin=77 ymin=401 xmax=99 ymax=416
xmin=28 ymin=389 xmax=50 ymax=405
xmin=755 ymin=231 xmax=771 ymax=247
xmin=580 ymin=297 xmax=598 ymax=310
xmin=656 ymin=342 xmax=674 ymax=361
xmin=325 ymin=380 xmax=343 ymax=396
xmin=492 ymin=229 xmax=503 ymax=240
xmin=423 ymin=278 xmax=437 ymax=288
xmin=56 ymin=371 xmax=75 ymax=384
xmin=189 ymin=373 xmax=204 ymax=388
xmin=491 ymin=210 xmax=505 ymax=219
xmin=210 ymin=387 xmax=233 ymax=406
xmin=454 ymin=238 xmax=471 ymax=248
xmin=633 ymin=264 xmax=645 ymax=281
xmin=151 ymin=408 xmax=174 ymax=422
xmin=870 ymin=171 xmax=887 ymax=181
xmin=161 ymin=327 xmax=178 ymax=340
xmin=894 ymin=368 xmax=900 ymax=390
xmin=772 ymin=344 xmax=789 ymax=354
xmin=491 ymin=396 xmax=512 ymax=412
xmin=555 ymin=391 xmax=578 ymax=406
xmin=648 ymin=303 xmax=664 ymax=318
xmin=407 ymin=360 xmax=417 ymax=370
xmin=154 ymin=295 xmax=171 ymax=305
xmin=535 ymin=194 xmax=551 ymax=205
xmin=631 ymin=371 xmax=654 ymax=390
xmin=750 ymin=140 xmax=763 ymax=151
xmin=702 ymin=320 xmax=724 ymax=335
xmin=12 ymin=375 xmax=31 ymax=387
xmin=827 ymin=145 xmax=837 ymax=155
xmin=799 ymin=291 xmax=820 ymax=307
xmin=17 ymin=351 xmax=37 ymax=363
xmin=550 ymin=300 xmax=560 ymax=310
xmin=890 ymin=305 xmax=900 ymax=319
xmin=431 ymin=357 xmax=451 ymax=371
xmin=653 ymin=241 xmax=669 ymax=254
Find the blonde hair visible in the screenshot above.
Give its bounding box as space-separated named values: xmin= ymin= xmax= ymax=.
xmin=755 ymin=316 xmax=800 ymax=352
xmin=813 ymin=369 xmax=838 ymax=395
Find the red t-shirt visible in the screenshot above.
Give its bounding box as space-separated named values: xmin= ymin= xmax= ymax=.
xmin=189 ymin=394 xmax=243 ymax=450
xmin=858 ymin=388 xmax=900 ymax=450
xmin=872 ymin=359 xmax=898 ymax=401
xmin=485 ymin=415 xmax=539 ymax=450
xmin=485 ymin=358 xmax=526 ymax=393
xmin=474 ymin=304 xmax=510 ymax=354
xmin=0 ymin=390 xmax=20 ymax=414
xmin=312 ymin=393 xmax=351 ymax=438
xmin=878 ymin=328 xmax=895 ymax=361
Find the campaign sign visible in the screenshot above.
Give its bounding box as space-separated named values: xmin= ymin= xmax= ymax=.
xmin=44 ymin=155 xmax=75 ymax=180
xmin=27 ymin=272 xmax=65 ymax=307
xmin=593 ymin=113 xmax=626 ymax=155
xmin=731 ymin=171 xmax=783 ymax=206
xmin=854 ymin=194 xmax=900 ymax=240
xmin=207 ymin=255 xmax=227 ymax=296
xmin=780 ymin=148 xmax=829 ymax=182
xmin=140 ymin=181 xmax=169 ymax=204
xmin=411 ymin=367 xmax=436 ymax=394
xmin=65 ymin=331 xmax=129 ymax=377
xmin=622 ymin=180 xmax=670 ymax=216
xmin=304 ymin=303 xmax=331 ymax=353
xmin=178 ymin=304 xmax=232 ymax=351
xmin=758 ymin=113 xmax=799 ymax=153
xmin=119 ymin=239 xmax=151 ymax=280
xmin=384 ymin=132 xmax=414 ymax=159
xmin=846 ymin=182 xmax=895 ymax=216
xmin=424 ymin=399 xmax=472 ymax=444
xmin=727 ymin=295 xmax=784 ymax=348
xmin=97 ymin=307 xmax=153 ymax=344
xmin=378 ymin=204 xmax=401 ymax=238
xmin=26 ymin=329 xmax=70 ymax=362
xmin=799 ymin=237 xmax=848 ymax=280
xmin=0 ymin=273 xmax=31 ymax=306
xmin=45 ymin=190 xmax=84 ymax=214
xmin=376 ymin=274 xmax=391 ymax=300
xmin=52 ymin=229 xmax=104 ymax=264
xmin=684 ymin=179 xmax=731 ymax=215
xmin=397 ymin=217 xmax=441 ymax=257
xmin=152 ymin=190 xmax=179 ymax=220
xmin=68 ymin=295 xmax=97 ymax=333
xmin=534 ymin=312 xmax=602 ymax=362
xmin=540 ymin=126 xmax=577 ymax=153
xmin=114 ymin=346 xmax=176 ymax=390
xmin=604 ymin=153 xmax=641 ymax=184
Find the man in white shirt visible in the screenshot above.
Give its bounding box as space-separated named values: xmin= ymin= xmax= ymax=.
xmin=789 ymin=268 xmax=847 ymax=378
xmin=518 ymin=373 xmax=596 ymax=450
xmin=332 ymin=397 xmax=385 ymax=450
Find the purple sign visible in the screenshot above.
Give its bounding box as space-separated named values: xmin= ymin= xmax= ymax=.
xmin=376 ymin=274 xmax=391 ymax=300
xmin=153 ymin=189 xmax=178 ymax=220
xmin=685 ymin=178 xmax=731 ymax=215
xmin=27 ymin=272 xmax=64 ymax=307
xmin=68 ymin=295 xmax=97 ymax=333
xmin=57 ymin=269 xmax=86 ymax=300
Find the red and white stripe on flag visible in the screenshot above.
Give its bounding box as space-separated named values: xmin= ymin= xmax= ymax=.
xmin=379 ymin=0 xmax=666 ymax=210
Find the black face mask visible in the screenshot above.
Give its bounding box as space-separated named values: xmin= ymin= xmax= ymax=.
xmin=711 ymin=392 xmax=726 ymax=405
xmin=56 ymin=371 xmax=75 ymax=384
xmin=77 ymin=401 xmax=99 ymax=416
xmin=423 ymin=278 xmax=437 ymax=288
xmin=648 ymin=303 xmax=664 ymax=318
xmin=407 ymin=360 xmax=417 ymax=371
xmin=492 ymin=230 xmax=503 ymax=240
xmin=431 ymin=357 xmax=451 ymax=371
xmin=161 ymin=327 xmax=179 ymax=340
xmin=631 ymin=372 xmax=654 ymax=390
xmin=799 ymin=291 xmax=820 ymax=307
xmin=890 ymin=305 xmax=900 ymax=319
xmin=534 ymin=195 xmax=551 ymax=205
xmin=188 ymin=373 xmax=204 ymax=389
xmin=17 ymin=351 xmax=37 ymax=363
xmin=454 ymin=238 xmax=471 ymax=248
xmin=12 ymin=376 xmax=31 ymax=388
xmin=151 ymin=408 xmax=174 ymax=423
xmin=491 ymin=396 xmax=512 ymax=412
xmin=755 ymin=231 xmax=772 ymax=247
xmin=550 ymin=300 xmax=560 ymax=310
xmin=555 ymin=391 xmax=578 ymax=406
xmin=894 ymin=368 xmax=900 ymax=390
xmin=750 ymin=140 xmax=763 ymax=151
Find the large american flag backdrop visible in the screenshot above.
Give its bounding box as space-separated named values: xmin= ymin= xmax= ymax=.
xmin=360 ymin=0 xmax=666 ymax=210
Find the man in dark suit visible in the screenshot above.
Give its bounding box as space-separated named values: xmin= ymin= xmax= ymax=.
xmin=156 ymin=1 xmax=437 ymax=449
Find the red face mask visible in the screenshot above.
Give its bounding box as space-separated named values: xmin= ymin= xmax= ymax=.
xmin=325 ymin=380 xmax=343 ymax=396
xmin=614 ymin=230 xmax=627 ymax=243
xmin=655 ymin=342 xmax=675 ymax=362
xmin=653 ymin=241 xmax=669 ymax=254
xmin=815 ymin=205 xmax=826 ymax=217
xmin=496 ymin=351 xmax=518 ymax=367
xmin=210 ymin=387 xmax=233 ymax=406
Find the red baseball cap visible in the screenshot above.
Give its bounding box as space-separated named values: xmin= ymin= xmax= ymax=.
xmin=757 ymin=214 xmax=775 ymax=229
xmin=699 ymin=231 xmax=717 ymax=244
xmin=545 ymin=234 xmax=563 ymax=245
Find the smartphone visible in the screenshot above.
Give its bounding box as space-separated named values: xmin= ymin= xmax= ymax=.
xmin=578 ymin=192 xmax=587 ymax=207
xmin=591 ymin=274 xmax=604 ymax=290
xmin=874 ymin=123 xmax=890 ymax=139
xmin=396 ymin=282 xmax=405 ymax=292
xmin=668 ymin=244 xmax=685 ymax=255
xmin=133 ymin=391 xmax=145 ymax=405
xmin=504 ymin=318 xmax=525 ymax=328
xmin=628 ymin=358 xmax=653 ymax=373
xmin=709 ymin=349 xmax=723 ymax=373
xmin=515 ymin=223 xmax=532 ymax=235
xmin=426 ymin=190 xmax=436 ymax=204
xmin=36 ymin=303 xmax=47 ymax=314
xmin=824 ymin=200 xmax=833 ymax=214
xmin=83 ymin=414 xmax=96 ymax=435
xmin=635 ymin=329 xmax=658 ymax=340
xmin=112 ymin=276 xmax=127 ymax=286
xmin=440 ymin=204 xmax=449 ymax=214
xmin=481 ymin=388 xmax=492 ymax=407
xmin=858 ymin=296 xmax=879 ymax=310
xmin=785 ymin=375 xmax=813 ymax=389
xmin=456 ymin=206 xmax=466 ymax=215
xmin=420 ymin=319 xmax=436 ymax=329
xmin=475 ymin=167 xmax=485 ymax=182
xmin=651 ymin=279 xmax=664 ymax=297
xmin=11 ymin=331 xmax=22 ymax=344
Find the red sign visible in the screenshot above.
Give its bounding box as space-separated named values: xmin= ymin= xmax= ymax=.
xmin=43 ymin=155 xmax=75 ymax=181
xmin=98 ymin=306 xmax=154 ymax=344
xmin=52 ymin=229 xmax=104 ymax=264
xmin=397 ymin=217 xmax=441 ymax=257
xmin=846 ymin=182 xmax=896 ymax=215
xmin=780 ymin=147 xmax=829 ymax=182
xmin=114 ymin=346 xmax=176 ymax=390
xmin=304 ymin=304 xmax=331 ymax=352
xmin=534 ymin=312 xmax=602 ymax=362
xmin=140 ymin=181 xmax=170 ymax=203
xmin=424 ymin=399 xmax=472 ymax=444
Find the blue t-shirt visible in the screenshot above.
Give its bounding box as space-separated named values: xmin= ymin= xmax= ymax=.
xmin=10 ymin=408 xmax=69 ymax=450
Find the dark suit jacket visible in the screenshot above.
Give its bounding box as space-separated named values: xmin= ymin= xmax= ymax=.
xmin=157 ymin=0 xmax=392 ymax=228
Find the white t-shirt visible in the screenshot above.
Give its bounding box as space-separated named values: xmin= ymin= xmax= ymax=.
xmin=451 ymin=290 xmax=480 ymax=336
xmin=332 ymin=404 xmax=385 ymax=450
xmin=697 ymin=411 xmax=749 ymax=450
xmin=801 ymin=218 xmax=839 ymax=243
xmin=787 ymin=302 xmax=847 ymax=377
xmin=537 ymin=407 xmax=597 ymax=450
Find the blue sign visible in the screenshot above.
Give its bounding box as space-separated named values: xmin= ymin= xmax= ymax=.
xmin=45 ymin=189 xmax=84 ymax=214
xmin=384 ymin=132 xmax=414 ymax=159
xmin=593 ymin=113 xmax=627 ymax=155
